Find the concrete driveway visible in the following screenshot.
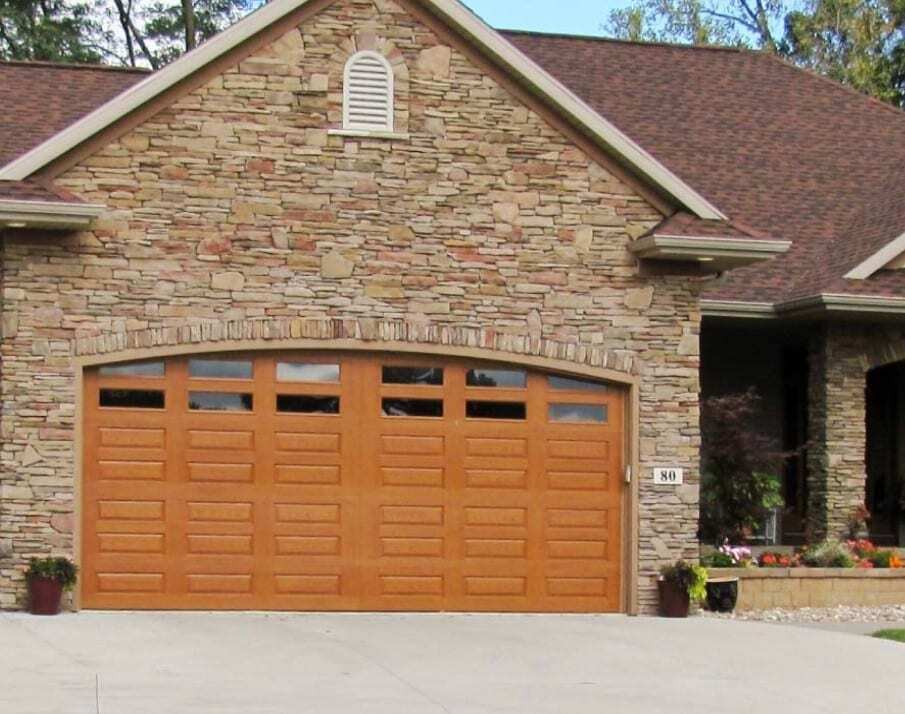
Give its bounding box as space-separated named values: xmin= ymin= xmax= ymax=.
xmin=2 ymin=611 xmax=902 ymax=714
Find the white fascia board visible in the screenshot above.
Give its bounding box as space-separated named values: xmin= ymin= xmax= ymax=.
xmin=629 ymin=235 xmax=791 ymax=261
xmin=0 ymin=198 xmax=105 ymax=229
xmin=0 ymin=0 xmax=726 ymax=221
xmin=700 ymin=299 xmax=776 ymax=319
xmin=706 ymin=293 xmax=905 ymax=320
xmin=843 ymin=229 xmax=905 ymax=279
xmin=780 ymin=293 xmax=905 ymax=316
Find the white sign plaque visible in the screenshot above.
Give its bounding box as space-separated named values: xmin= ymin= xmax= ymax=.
xmin=653 ymin=468 xmax=684 ymax=485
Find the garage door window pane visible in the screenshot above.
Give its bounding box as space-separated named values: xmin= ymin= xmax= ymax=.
xmin=548 ymin=375 xmax=608 ymax=392
xmin=189 ymin=392 xmax=253 ymax=412
xmin=466 ymin=369 xmax=526 ymax=388
xmin=382 ymin=398 xmax=443 ymax=418
xmin=466 ymin=401 xmax=527 ymax=420
xmin=189 ymin=359 xmax=253 ymax=380
xmin=277 ymin=363 xmax=340 ymax=383
xmin=382 ymin=367 xmax=443 ymax=385
xmin=100 ymin=389 xmax=165 ymax=409
xmin=99 ymin=360 xmax=165 ymax=378
xmin=549 ymin=403 xmax=607 ymax=423
xmin=277 ymin=395 xmax=340 ymax=414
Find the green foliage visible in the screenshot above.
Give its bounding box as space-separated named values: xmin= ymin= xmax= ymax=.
xmin=873 ymin=628 xmax=905 ymax=642
xmin=866 ymin=549 xmax=903 ymax=568
xmin=701 ymin=551 xmax=736 ymax=567
xmin=0 ymin=2 xmax=265 ymax=69
xmin=0 ymin=0 xmax=110 ymax=63
xmin=785 ymin=0 xmax=905 ymax=105
xmin=604 ymin=0 xmax=905 ymax=106
xmin=27 ymin=557 xmax=78 ymax=590
xmin=801 ymin=540 xmax=856 ymax=568
xmin=604 ymin=0 xmax=788 ymax=49
xmin=660 ymin=560 xmax=709 ymax=602
xmin=699 ymin=390 xmax=785 ymax=544
xmin=140 ymin=1 xmax=258 ymax=67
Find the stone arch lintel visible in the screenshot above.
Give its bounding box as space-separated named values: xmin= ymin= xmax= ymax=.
xmin=71 ymin=318 xmax=639 ymax=386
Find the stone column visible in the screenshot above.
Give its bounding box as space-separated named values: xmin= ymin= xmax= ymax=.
xmin=807 ymin=326 xmax=869 ymax=540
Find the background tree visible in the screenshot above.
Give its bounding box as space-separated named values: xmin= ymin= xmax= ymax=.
xmin=0 ymin=0 xmax=112 ymax=63
xmin=605 ymin=0 xmax=788 ymax=49
xmin=0 ymin=1 xmax=264 ymax=69
xmin=605 ymin=0 xmax=905 ymax=105
xmin=785 ymin=0 xmax=905 ymax=105
xmin=108 ymin=0 xmax=259 ymax=69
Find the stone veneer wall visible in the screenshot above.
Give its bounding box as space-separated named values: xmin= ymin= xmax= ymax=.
xmin=716 ymin=568 xmax=905 ymax=610
xmin=808 ymin=324 xmax=905 ymax=540
xmin=0 ymin=0 xmax=703 ymax=611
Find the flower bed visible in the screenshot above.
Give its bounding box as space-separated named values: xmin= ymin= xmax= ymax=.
xmin=702 ymin=540 xmax=905 ymax=610
xmin=707 ymin=567 xmax=905 ymax=611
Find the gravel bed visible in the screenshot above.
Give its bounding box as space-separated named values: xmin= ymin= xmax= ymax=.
xmin=701 ymin=604 xmax=905 ymax=623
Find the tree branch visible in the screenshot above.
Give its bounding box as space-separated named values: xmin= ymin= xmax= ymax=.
xmin=112 ymin=0 xmax=136 ymax=66
xmin=699 ymin=7 xmax=761 ymax=35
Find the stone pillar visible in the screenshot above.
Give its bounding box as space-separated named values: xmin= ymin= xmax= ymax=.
xmin=807 ymin=326 xmax=869 ymax=540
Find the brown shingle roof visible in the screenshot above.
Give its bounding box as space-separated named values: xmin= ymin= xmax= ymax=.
xmin=503 ymin=31 xmax=905 ymax=302
xmin=0 ymin=178 xmax=81 ymax=203
xmin=645 ymin=212 xmax=774 ymax=241
xmin=0 ymin=60 xmax=148 ymax=167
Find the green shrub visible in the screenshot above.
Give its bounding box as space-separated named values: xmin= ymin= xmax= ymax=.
xmin=701 ymin=552 xmax=735 ymax=568
xmin=866 ymin=550 xmax=904 ymax=568
xmin=660 ymin=561 xmax=708 ymax=602
xmin=801 ymin=541 xmax=855 ymax=568
xmin=27 ymin=557 xmax=78 ymax=590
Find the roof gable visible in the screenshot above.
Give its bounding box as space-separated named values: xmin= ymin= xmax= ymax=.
xmin=0 ymin=0 xmax=724 ymax=220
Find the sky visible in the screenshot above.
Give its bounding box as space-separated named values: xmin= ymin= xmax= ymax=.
xmin=459 ymin=0 xmax=625 ymax=36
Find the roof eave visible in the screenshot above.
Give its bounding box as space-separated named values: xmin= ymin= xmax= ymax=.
xmin=630 ymin=235 xmax=791 ymax=271
xmin=782 ymin=293 xmax=905 ymax=317
xmin=699 ymin=299 xmax=776 ymax=319
xmin=0 ymin=198 xmax=105 ymax=230
xmin=703 ymin=293 xmax=905 ymax=319
xmin=0 ymin=0 xmax=726 ymax=221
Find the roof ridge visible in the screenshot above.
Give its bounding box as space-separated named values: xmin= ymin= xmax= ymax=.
xmin=0 ymin=59 xmax=150 ymax=74
xmin=499 ymin=28 xmax=752 ymax=54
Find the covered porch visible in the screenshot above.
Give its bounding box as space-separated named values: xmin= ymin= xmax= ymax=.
xmin=701 ymin=320 xmax=905 ymax=546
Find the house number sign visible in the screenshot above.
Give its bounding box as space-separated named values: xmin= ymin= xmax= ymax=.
xmin=653 ymin=468 xmax=684 ymax=485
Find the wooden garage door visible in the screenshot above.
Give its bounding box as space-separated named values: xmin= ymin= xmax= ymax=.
xmin=82 ymin=353 xmax=624 ymax=612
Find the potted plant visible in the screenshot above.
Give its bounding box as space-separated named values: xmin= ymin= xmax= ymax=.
xmin=700 ymin=544 xmax=751 ymax=613
xmin=26 ymin=557 xmax=78 ymax=615
xmin=658 ymin=560 xmax=707 ymax=618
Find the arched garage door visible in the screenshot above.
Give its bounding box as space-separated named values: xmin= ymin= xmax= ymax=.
xmin=82 ymin=352 xmax=625 ymax=612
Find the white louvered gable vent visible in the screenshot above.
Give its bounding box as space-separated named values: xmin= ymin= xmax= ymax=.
xmin=343 ymin=51 xmax=394 ymax=132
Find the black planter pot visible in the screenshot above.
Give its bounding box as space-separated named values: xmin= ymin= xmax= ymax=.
xmin=705 ymin=577 xmax=739 ymax=613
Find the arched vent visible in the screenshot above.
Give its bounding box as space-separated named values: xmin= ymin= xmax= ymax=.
xmin=343 ymin=51 xmax=394 ymax=132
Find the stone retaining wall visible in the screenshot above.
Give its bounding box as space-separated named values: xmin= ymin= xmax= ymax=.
xmin=713 ymin=568 xmax=905 ymax=610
